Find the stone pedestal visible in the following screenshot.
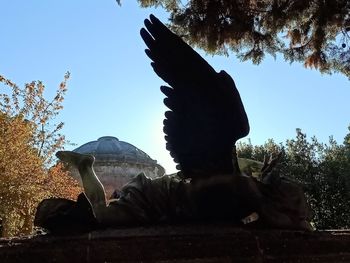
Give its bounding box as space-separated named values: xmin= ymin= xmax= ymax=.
xmin=1 ymin=225 xmax=349 ymax=262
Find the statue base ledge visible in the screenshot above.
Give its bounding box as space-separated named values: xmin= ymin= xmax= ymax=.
xmin=0 ymin=224 xmax=349 ymax=262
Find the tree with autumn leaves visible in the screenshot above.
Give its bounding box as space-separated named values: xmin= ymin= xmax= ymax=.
xmin=135 ymin=0 xmax=350 ymax=78
xmin=0 ymin=74 xmax=81 ymax=237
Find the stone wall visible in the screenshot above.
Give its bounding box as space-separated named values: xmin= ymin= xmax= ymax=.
xmin=0 ymin=226 xmax=349 ymax=262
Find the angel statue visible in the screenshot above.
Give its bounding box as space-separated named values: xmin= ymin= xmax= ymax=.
xmin=34 ymin=15 xmax=312 ymax=234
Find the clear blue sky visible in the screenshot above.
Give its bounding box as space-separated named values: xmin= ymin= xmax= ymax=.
xmin=1 ymin=1 xmax=349 ymax=173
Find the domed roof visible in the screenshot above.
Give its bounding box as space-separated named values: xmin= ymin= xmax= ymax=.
xmin=73 ymin=136 xmax=157 ymax=165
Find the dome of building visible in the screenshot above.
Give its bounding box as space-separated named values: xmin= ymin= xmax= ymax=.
xmin=69 ymin=136 xmax=165 ymax=197
xmin=73 ymin=136 xmax=157 ymax=165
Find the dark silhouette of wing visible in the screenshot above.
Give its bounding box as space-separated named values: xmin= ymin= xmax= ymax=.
xmin=140 ymin=15 xmax=249 ymax=179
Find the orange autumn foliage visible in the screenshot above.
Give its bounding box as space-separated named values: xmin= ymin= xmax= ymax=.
xmin=45 ymin=162 xmax=82 ymax=200
xmin=0 ymin=113 xmax=46 ymax=236
xmin=0 ymin=74 xmax=81 ymax=237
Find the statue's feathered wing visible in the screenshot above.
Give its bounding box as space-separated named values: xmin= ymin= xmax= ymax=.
xmin=141 ymin=15 xmax=249 ymax=179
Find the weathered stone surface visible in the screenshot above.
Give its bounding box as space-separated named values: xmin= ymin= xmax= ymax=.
xmin=0 ymin=225 xmax=349 ymax=262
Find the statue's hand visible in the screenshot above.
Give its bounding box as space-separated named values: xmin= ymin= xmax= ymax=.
xmin=261 ymin=152 xmax=282 ymax=183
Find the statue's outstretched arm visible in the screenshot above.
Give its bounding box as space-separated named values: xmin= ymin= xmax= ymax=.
xmin=56 ymin=151 xmax=134 ymax=226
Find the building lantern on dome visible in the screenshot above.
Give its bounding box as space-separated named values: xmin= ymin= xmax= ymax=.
xmin=69 ymin=136 xmax=165 ymax=197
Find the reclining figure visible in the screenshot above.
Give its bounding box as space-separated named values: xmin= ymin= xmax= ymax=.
xmin=34 ymin=15 xmax=312 ymax=233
